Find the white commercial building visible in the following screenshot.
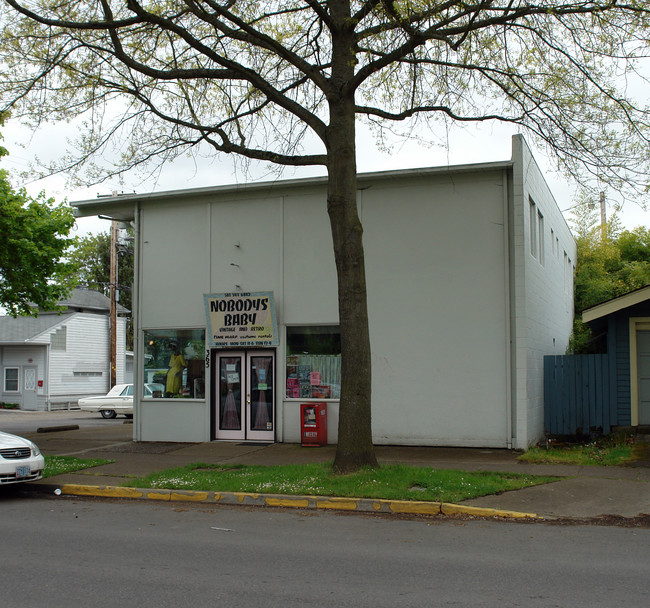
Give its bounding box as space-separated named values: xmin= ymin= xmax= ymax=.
xmin=72 ymin=135 xmax=575 ymax=449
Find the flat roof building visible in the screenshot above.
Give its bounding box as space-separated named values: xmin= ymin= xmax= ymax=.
xmin=72 ymin=135 xmax=575 ymax=449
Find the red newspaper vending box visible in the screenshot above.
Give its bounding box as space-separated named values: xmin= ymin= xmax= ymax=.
xmin=301 ymin=402 xmax=327 ymax=447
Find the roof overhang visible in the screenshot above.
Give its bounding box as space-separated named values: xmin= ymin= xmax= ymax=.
xmin=582 ymin=285 xmax=650 ymax=324
xmin=70 ymin=160 xmax=514 ymax=222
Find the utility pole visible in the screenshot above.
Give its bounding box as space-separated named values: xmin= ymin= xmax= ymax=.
xmin=109 ymin=220 xmax=117 ymax=388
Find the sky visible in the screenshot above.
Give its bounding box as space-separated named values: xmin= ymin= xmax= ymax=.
xmin=2 ymin=116 xmax=648 ymax=238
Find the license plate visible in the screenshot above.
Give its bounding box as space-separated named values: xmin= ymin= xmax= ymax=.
xmin=15 ymin=465 xmax=31 ymax=478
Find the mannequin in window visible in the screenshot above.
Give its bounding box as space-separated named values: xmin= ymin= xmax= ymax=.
xmin=166 ymin=344 xmax=187 ymax=397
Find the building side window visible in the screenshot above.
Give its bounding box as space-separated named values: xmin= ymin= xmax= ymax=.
xmin=529 ymin=198 xmax=545 ymax=265
xmin=550 ymin=228 xmax=555 ymax=256
xmin=51 ymin=326 xmax=67 ymax=351
xmin=73 ymin=371 xmax=103 ymax=377
xmin=286 ymin=326 xmax=341 ymax=399
xmin=4 ymin=368 xmax=19 ymax=392
xmin=143 ymin=329 xmax=206 ymax=399
xmin=529 ymin=199 xmax=537 ymax=257
xmin=537 ymin=210 xmax=545 ymax=265
xmin=564 ymin=251 xmax=570 ymax=293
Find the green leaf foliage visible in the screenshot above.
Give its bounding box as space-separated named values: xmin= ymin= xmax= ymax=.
xmin=68 ymin=230 xmax=134 ymax=346
xmin=569 ymin=195 xmax=650 ymax=352
xmin=69 ymin=231 xmax=133 ymax=311
xmin=0 ymin=128 xmax=77 ymax=316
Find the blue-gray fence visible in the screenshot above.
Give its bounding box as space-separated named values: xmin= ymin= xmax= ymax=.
xmin=544 ymin=354 xmax=615 ymax=436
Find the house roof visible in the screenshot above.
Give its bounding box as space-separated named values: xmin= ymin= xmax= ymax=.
xmin=0 ymin=287 xmax=128 ymax=345
xmin=582 ymin=284 xmax=650 ymax=324
xmin=58 ymin=287 xmax=129 ymax=314
xmin=0 ymin=312 xmax=75 ymax=344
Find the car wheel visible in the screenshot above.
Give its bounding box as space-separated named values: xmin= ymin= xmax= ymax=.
xmin=100 ymin=410 xmax=117 ymax=419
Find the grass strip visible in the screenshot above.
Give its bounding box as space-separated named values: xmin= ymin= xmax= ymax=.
xmin=518 ymin=443 xmax=634 ymax=466
xmin=125 ymin=463 xmax=558 ymax=503
xmin=44 ymin=455 xmax=114 ymax=478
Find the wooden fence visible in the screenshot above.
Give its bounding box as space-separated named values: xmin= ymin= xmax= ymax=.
xmin=544 ymin=354 xmax=615 ymax=436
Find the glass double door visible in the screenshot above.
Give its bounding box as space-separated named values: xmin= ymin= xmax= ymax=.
xmin=213 ymin=350 xmax=275 ymax=441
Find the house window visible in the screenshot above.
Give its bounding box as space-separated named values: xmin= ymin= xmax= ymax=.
xmin=286 ymin=326 xmax=341 ymax=399
xmin=51 ymin=326 xmax=67 ymax=351
xmin=143 ymin=329 xmax=206 ymax=398
xmin=4 ymin=368 xmax=19 ymax=392
xmin=73 ymin=371 xmax=103 ymax=377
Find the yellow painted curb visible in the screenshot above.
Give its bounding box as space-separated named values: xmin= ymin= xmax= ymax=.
xmin=170 ymin=491 xmax=210 ymax=502
xmin=265 ymin=497 xmax=310 ymax=508
xmin=145 ymin=491 xmax=173 ymax=501
xmin=441 ymin=502 xmax=540 ymax=519
xmin=314 ymin=498 xmax=359 ymax=511
xmin=61 ymin=484 xmax=143 ymax=499
xmin=233 ymin=492 xmax=260 ymax=503
xmin=386 ymin=500 xmax=442 ymax=515
xmin=54 ymin=485 xmax=541 ymax=519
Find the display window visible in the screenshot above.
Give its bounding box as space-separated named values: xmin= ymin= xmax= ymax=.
xmin=286 ymin=326 xmax=340 ymax=399
xmin=143 ymin=329 xmax=206 ymax=398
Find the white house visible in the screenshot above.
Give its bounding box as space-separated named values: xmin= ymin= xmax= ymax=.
xmin=0 ymin=288 xmax=128 ymax=410
xmin=71 ymin=135 xmax=575 ymax=449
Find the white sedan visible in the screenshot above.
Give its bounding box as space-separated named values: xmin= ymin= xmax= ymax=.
xmin=78 ymin=383 xmax=165 ymax=419
xmin=0 ymin=431 xmax=45 ymax=484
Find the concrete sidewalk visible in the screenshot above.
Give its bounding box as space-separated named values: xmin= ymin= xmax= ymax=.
xmin=17 ymin=419 xmax=650 ymax=521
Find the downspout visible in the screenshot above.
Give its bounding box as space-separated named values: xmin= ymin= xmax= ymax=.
xmin=504 ymin=167 xmax=514 ymax=450
xmin=133 ymin=201 xmax=142 ymax=441
xmin=45 ymin=343 xmax=51 ymax=411
xmin=277 ymin=195 xmax=285 ymax=443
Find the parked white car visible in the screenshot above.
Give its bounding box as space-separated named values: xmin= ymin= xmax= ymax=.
xmin=0 ymin=431 xmax=45 ymax=484
xmin=78 ymin=383 xmax=165 ymax=419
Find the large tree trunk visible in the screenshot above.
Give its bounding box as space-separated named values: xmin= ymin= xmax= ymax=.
xmin=326 ymin=82 xmax=378 ymax=473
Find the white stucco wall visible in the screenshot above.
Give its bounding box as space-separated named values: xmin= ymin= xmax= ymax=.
xmin=133 ymin=166 xmax=513 ymax=446
xmin=77 ymin=135 xmax=574 ymax=448
xmin=361 ymin=170 xmax=510 ymax=446
xmin=510 ymin=136 xmax=576 ymax=448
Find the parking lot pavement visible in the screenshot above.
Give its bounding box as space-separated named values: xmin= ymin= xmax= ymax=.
xmin=0 ymin=409 xmax=128 ymax=434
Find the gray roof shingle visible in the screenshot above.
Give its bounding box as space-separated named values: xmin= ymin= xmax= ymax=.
xmin=0 ymin=287 xmax=128 ymax=344
xmin=0 ymin=313 xmax=75 ymax=343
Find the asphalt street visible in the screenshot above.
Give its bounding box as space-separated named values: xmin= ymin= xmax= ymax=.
xmin=1 ymin=493 xmax=648 ymax=608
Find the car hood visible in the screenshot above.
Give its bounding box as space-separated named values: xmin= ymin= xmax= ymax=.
xmin=80 ymin=394 xmax=132 ymax=401
xmin=0 ymin=431 xmax=35 ymax=450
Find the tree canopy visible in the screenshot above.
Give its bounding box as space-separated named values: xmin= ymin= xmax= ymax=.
xmin=0 ymin=116 xmax=77 ymax=316
xmin=68 ymin=230 xmax=134 ymax=346
xmin=569 ymin=195 xmax=650 ymax=352
xmin=1 ymin=1 xmax=649 ymax=469
xmin=70 ymin=231 xmax=133 ymax=310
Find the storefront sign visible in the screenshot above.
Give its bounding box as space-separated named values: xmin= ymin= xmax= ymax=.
xmin=204 ymin=291 xmax=278 ymax=347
